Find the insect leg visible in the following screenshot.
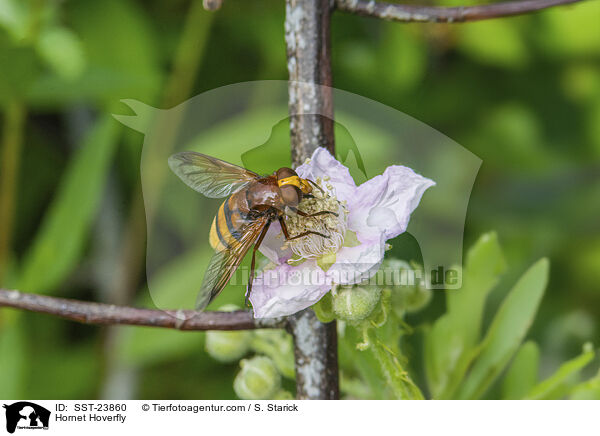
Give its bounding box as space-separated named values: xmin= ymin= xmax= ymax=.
xmin=279 ymin=216 xmax=329 ymax=241
xmin=307 ymin=178 xmax=325 ymax=194
xmin=246 ymin=220 xmax=272 ymax=308
xmin=279 ymin=216 xmax=291 ymax=239
xmin=287 ymin=230 xmax=330 ymax=240
xmin=294 ymin=209 xmax=338 ymax=218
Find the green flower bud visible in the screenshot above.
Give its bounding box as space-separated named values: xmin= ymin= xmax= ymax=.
xmin=205 ymin=330 xmax=252 ymax=362
xmin=392 ymin=283 xmax=431 ymax=314
xmin=251 ymin=330 xmax=295 ymax=379
xmin=382 ymin=259 xmax=432 ymax=315
xmin=332 ymin=285 xmax=382 ymax=322
xmin=272 ymin=389 xmax=294 ymax=400
xmin=205 ymin=304 xmax=251 ymax=362
xmin=234 ymin=356 xmax=281 ymax=400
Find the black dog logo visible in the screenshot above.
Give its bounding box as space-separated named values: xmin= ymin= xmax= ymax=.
xmin=3 ymin=402 xmax=50 ymax=434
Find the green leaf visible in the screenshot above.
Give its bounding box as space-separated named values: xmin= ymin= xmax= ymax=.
xmin=338 ymin=322 xmax=389 ymax=399
xmin=525 ymin=343 xmax=595 ymax=400
xmin=368 ymin=328 xmax=424 ymax=400
xmin=18 ymin=115 xmax=120 ymax=293
xmin=501 ymin=341 xmax=540 ymax=399
xmin=424 ymin=315 xmax=453 ymax=396
xmin=446 ymin=232 xmax=507 ymax=347
xmin=569 ymin=370 xmax=600 ymax=400
xmin=426 ymin=232 xmax=506 ymax=398
xmin=36 ymin=26 xmax=86 ymax=80
xmin=456 ymin=258 xmax=549 ymax=399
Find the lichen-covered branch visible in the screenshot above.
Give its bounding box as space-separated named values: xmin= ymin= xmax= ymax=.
xmin=335 ymin=0 xmax=583 ymax=23
xmin=286 ymin=309 xmax=339 ymax=399
xmin=285 ymin=0 xmax=340 ymax=400
xmin=285 ymin=0 xmax=335 ymax=165
xmin=0 ymin=289 xmax=286 ymax=331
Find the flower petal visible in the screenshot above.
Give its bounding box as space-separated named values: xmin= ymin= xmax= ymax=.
xmin=258 ymin=220 xmax=291 ymax=264
xmin=348 ymin=165 xmax=435 ymax=243
xmin=250 ymin=261 xmax=330 ymax=318
xmin=326 ymin=241 xmax=384 ymax=285
xmin=296 ymin=147 xmax=356 ymax=204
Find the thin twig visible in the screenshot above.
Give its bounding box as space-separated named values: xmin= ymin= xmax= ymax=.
xmin=0 ymin=289 xmax=286 ymax=331
xmin=335 ymin=0 xmax=584 ymax=23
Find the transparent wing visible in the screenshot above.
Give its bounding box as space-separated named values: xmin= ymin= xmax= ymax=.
xmin=168 ymin=151 xmax=259 ymax=198
xmin=196 ymin=215 xmax=270 ymax=310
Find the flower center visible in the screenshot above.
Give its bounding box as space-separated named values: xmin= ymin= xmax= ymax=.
xmin=283 ymin=176 xmax=348 ymax=259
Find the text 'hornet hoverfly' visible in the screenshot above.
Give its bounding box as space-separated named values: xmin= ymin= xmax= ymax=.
xmin=168 ymin=152 xmax=337 ymax=310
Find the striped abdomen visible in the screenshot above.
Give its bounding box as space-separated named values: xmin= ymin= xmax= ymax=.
xmin=209 ymin=193 xmax=250 ymax=252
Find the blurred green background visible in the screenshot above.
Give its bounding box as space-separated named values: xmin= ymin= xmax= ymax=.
xmin=0 ymin=0 xmax=599 ymax=399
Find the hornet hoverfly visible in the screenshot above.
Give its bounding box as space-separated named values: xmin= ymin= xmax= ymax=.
xmin=168 ymin=152 xmax=336 ymax=310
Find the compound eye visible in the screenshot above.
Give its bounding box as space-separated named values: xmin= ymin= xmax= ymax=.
xmin=277 ymin=167 xmax=297 ymax=180
xmin=280 ymin=185 xmax=300 ymax=207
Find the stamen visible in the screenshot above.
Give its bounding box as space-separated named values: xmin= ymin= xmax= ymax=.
xmin=284 ymin=179 xmax=348 ymax=259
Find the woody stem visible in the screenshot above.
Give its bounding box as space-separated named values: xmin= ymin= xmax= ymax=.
xmin=285 ymin=0 xmax=340 ymax=400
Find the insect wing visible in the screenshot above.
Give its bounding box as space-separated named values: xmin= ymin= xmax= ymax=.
xmin=196 ymin=216 xmax=269 ymax=310
xmin=168 ymin=151 xmax=259 ymax=198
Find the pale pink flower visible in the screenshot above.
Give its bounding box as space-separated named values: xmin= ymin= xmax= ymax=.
xmin=250 ymin=148 xmax=435 ymax=318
